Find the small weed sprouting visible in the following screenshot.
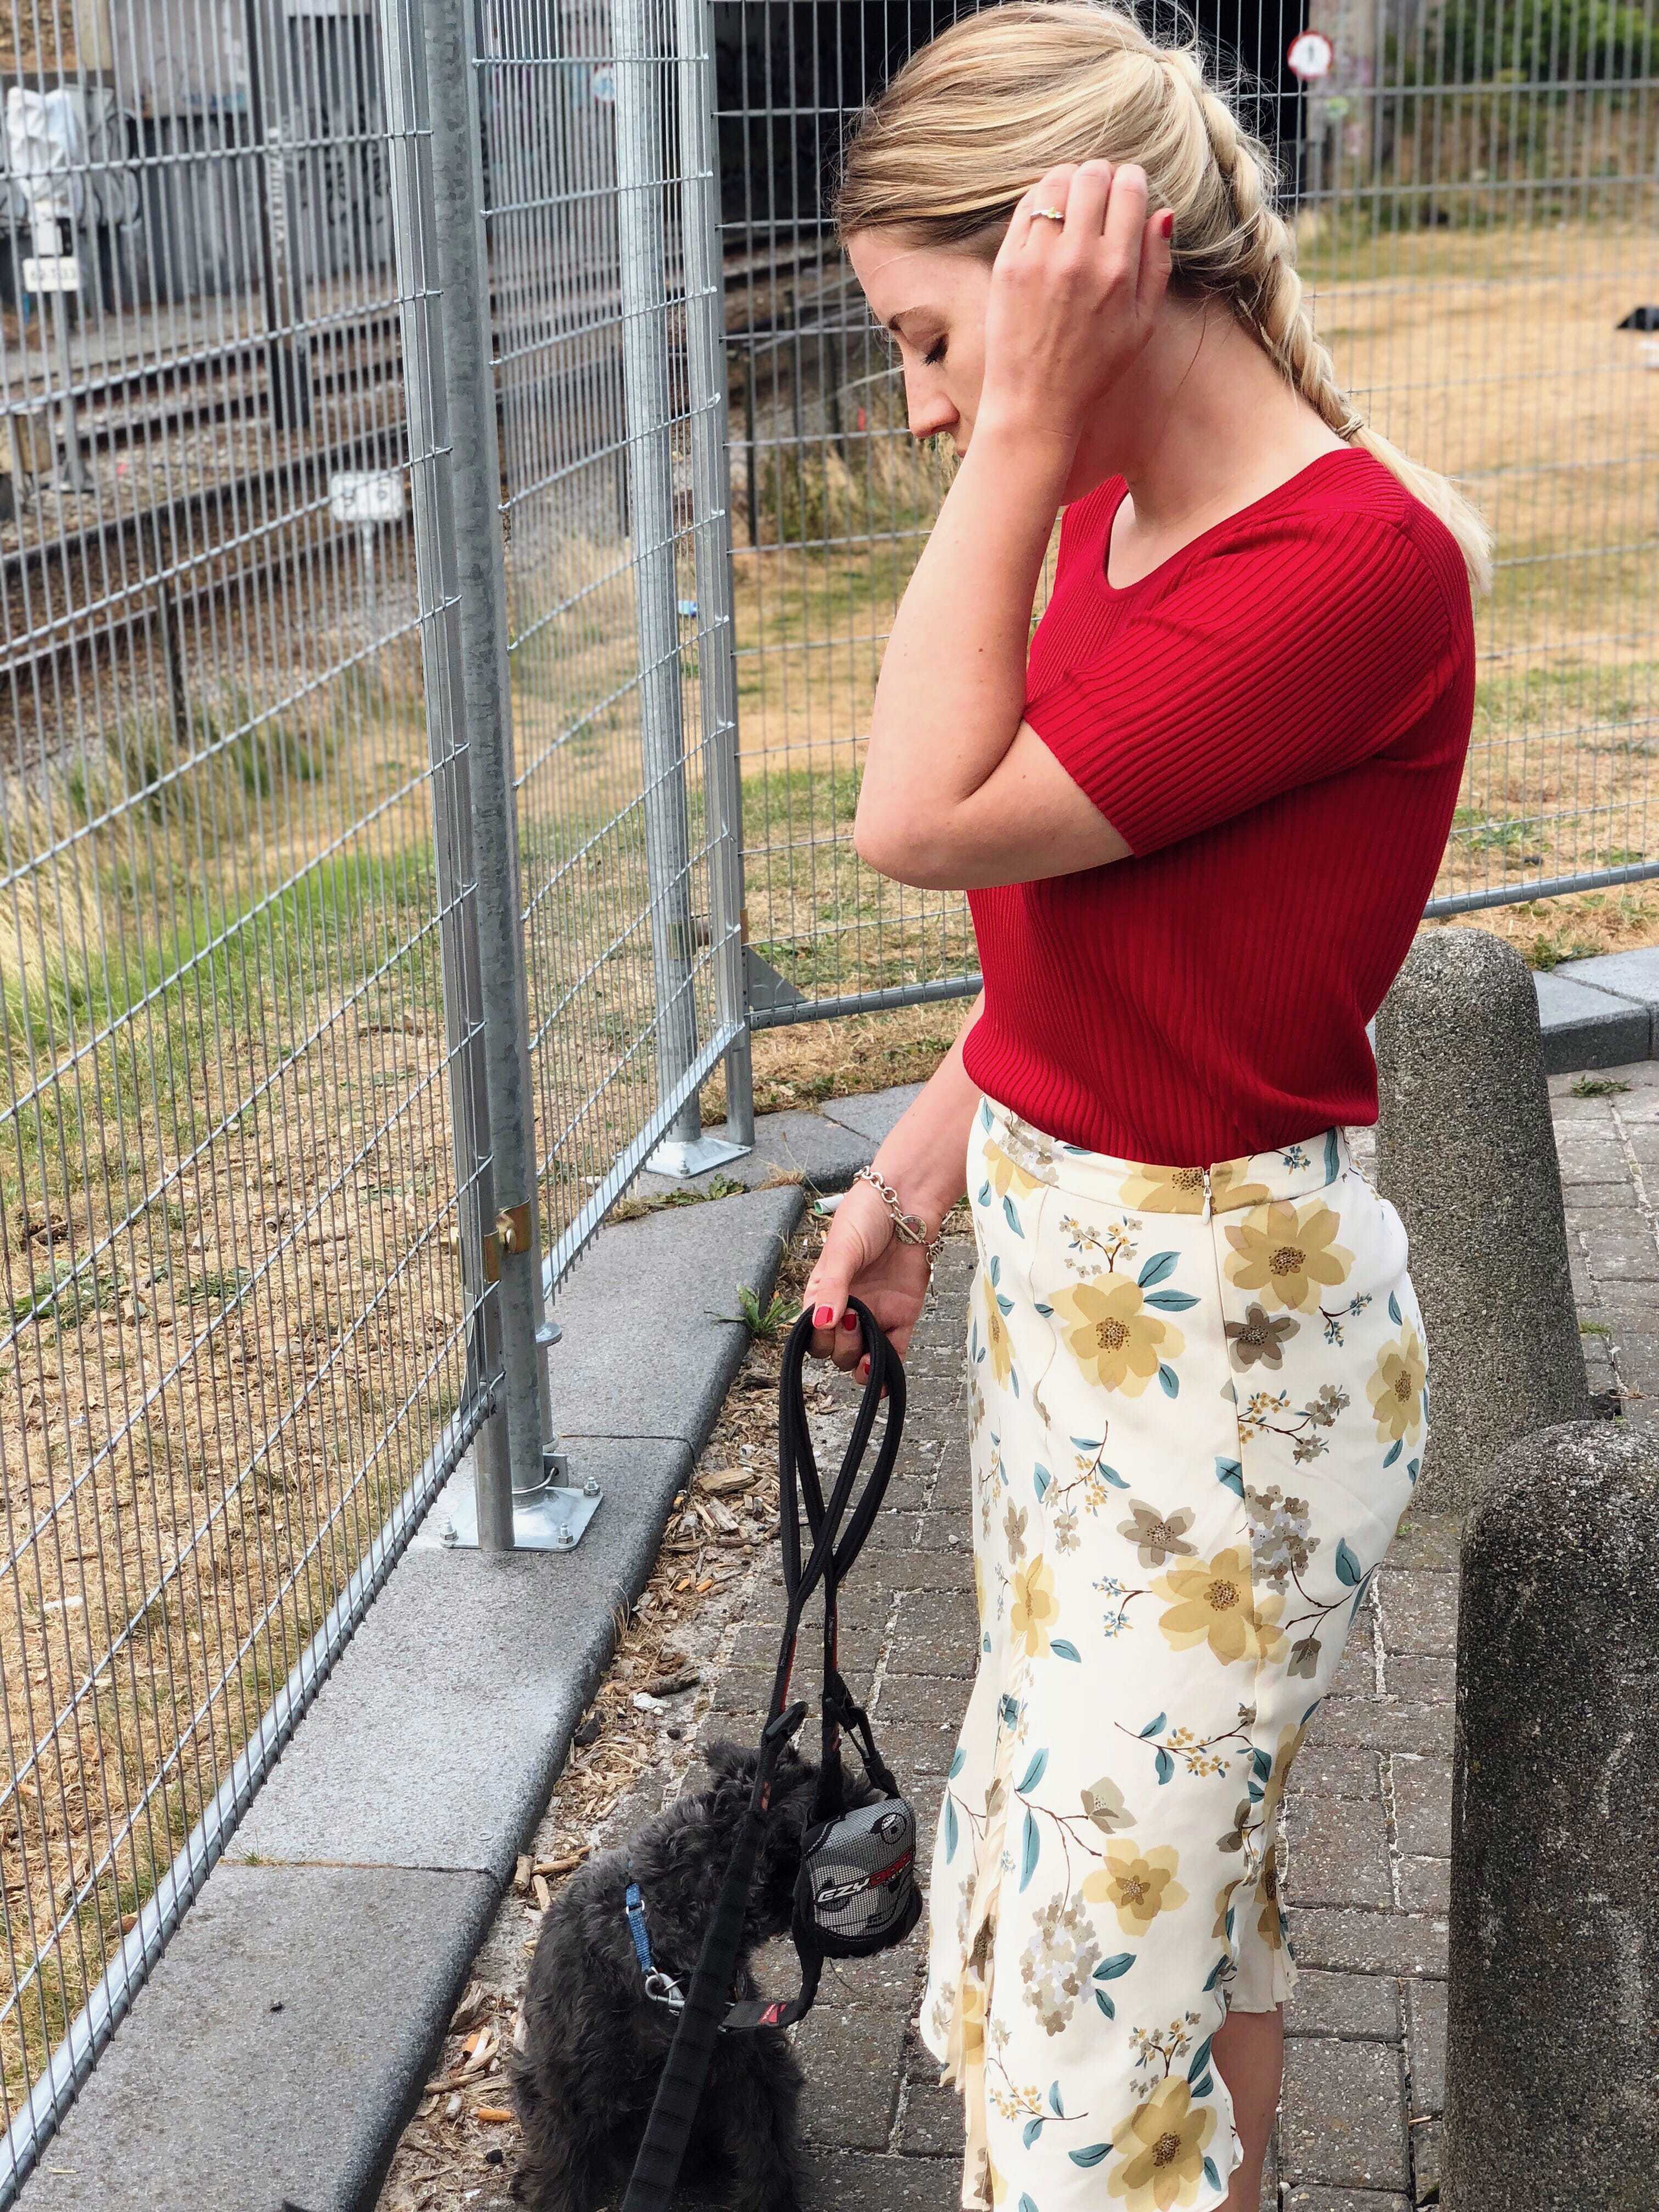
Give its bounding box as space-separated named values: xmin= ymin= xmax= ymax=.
xmin=1571 ymin=1075 xmax=1633 ymax=1098
xmin=728 ymin=1285 xmax=794 ymax=1341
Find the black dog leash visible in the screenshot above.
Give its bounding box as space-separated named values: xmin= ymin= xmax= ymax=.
xmin=621 ymin=1298 xmax=918 ymax=2212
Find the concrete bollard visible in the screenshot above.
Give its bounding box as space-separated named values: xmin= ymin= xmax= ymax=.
xmin=1375 ymin=926 xmax=1589 ymax=1514
xmin=1443 ymin=1420 xmax=1659 ymax=2211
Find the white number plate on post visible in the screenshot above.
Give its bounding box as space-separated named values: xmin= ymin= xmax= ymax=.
xmin=329 ymin=470 xmax=405 ymax=525
xmin=22 ymin=256 xmax=79 ymax=294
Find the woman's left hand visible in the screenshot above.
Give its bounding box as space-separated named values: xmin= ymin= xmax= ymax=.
xmin=978 ymin=160 xmax=1173 ymax=450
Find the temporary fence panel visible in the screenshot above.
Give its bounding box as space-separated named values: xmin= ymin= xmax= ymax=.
xmin=475 ymin=0 xmax=751 ymax=1251
xmin=723 ymin=0 xmax=1658 ymax=1026
xmin=0 ymin=0 xmax=501 ymax=2190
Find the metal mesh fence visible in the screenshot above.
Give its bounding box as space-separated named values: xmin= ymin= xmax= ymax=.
xmin=722 ymin=0 xmax=1658 ymax=1020
xmin=0 ymin=0 xmax=497 ymax=2183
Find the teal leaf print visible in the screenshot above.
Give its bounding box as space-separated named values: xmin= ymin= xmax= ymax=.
xmin=1068 ymin=2143 xmax=1110 ymax=2169
xmin=970 ymin=1321 xmax=982 ymax=1364
xmin=1019 ymin=2198 xmax=1038 ymax=2212
xmin=1047 ymin=2080 xmax=1064 ymax=2117
xmin=1335 ymin=1538 xmax=1363 ymax=1587
xmin=1250 ymin=1746 xmax=1273 ymax=1785
xmin=1094 ymin=1951 xmax=1135 ymax=1980
xmin=1203 ymin=1953 xmax=1230 ymax=1991
xmin=1324 ymin=1128 xmax=1340 ymax=1181
xmin=1158 ymin=1363 xmax=1180 ymax=1398
xmin=978 ymin=1180 xmax=992 ymax=1209
xmin=1034 ymin=1301 xmax=1053 ymax=1318
xmin=979 ymin=1098 xmax=994 ymax=1131
xmin=1018 ymin=1748 xmax=1049 ymax=1793
xmin=1188 ymin=2035 xmax=1214 ymax=2084
xmin=1003 ymin=1194 xmax=1025 ymax=1236
xmin=1203 ymin=2155 xmax=1222 ymax=2191
xmin=1407 ymin=1457 xmax=1421 ymax=1485
xmin=1000 ymin=1694 xmax=1021 ymax=1729
xmin=1095 ymin=1987 xmax=1115 ymax=2019
xmin=1137 ymin=1250 xmax=1179 ymax=1289
xmin=1070 ymin=1435 xmax=1102 ymax=1452
xmin=1019 ymin=1807 xmax=1040 ymax=1890
xmin=1023 ymin=2116 xmax=1044 ymax=2149
xmin=1383 ymin=1438 xmax=1403 ymax=1468
xmin=990 ymin=1254 xmax=1001 ymax=1286
xmin=1034 ymin=1462 xmax=1052 ymax=1502
xmin=950 ymin=1745 xmax=967 ymax=1779
xmin=1215 ymin=1457 xmax=1245 ymax=1498
xmin=982 ymin=1631 xmax=992 ymax=1654
xmin=944 ymin=1796 xmax=958 ymax=1861
xmin=1051 ymin=1639 xmax=1082 ymax=1661
xmin=1154 ymin=1747 xmax=1174 ymax=1785
xmin=1138 ymin=1713 xmax=1168 ymax=1738
xmin=1144 ymin=1289 xmax=1199 ymax=1312
xmin=1102 ymin=1462 xmax=1131 ymax=1489
xmin=1389 ymin=1289 xmax=1403 ymax=1324
xmin=996 ymin=1292 xmax=1015 ymax=1318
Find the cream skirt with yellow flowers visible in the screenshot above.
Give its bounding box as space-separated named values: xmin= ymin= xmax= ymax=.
xmin=920 ymin=1095 xmax=1428 ymax=2212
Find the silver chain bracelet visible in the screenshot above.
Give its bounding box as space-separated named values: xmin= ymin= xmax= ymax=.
xmin=852 ymin=1165 xmax=945 ymax=1269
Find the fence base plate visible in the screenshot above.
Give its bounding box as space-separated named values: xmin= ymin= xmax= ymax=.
xmin=646 ymin=1128 xmax=751 ymax=1180
xmin=421 ymin=1475 xmax=603 ymax=1554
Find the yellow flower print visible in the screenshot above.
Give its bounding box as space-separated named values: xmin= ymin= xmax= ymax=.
xmin=1115 ymin=1161 xmax=1210 ymax=1214
xmin=1009 ymin=1555 xmax=1058 ymax=1657
xmin=1082 ymin=1841 xmax=1188 ymax=1936
xmin=1209 ymin=1156 xmax=1272 ymax=1210
xmin=982 ymin=1271 xmax=1014 ymax=1386
xmin=1105 ymin=2074 xmax=1217 ymax=2210
xmin=1152 ymin=1547 xmax=1286 ymax=1667
xmin=958 ymin=1968 xmax=988 ymax=2072
xmin=1224 ymin=1198 xmax=1353 ymax=1314
xmin=1368 ymin=1323 xmax=1427 ymax=1445
xmin=1256 ymin=1839 xmax=1286 ymax=1952
xmin=1047 ymin=1277 xmax=1182 ymax=1397
xmin=984 ymin=1137 xmax=1046 ymax=1205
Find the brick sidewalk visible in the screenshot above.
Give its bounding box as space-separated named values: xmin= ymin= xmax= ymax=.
xmin=699 ymin=1062 xmax=1657 ymax=2212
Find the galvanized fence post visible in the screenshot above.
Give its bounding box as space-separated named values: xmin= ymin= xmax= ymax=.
xmin=419 ymin=0 xmax=549 ymax=1547
xmin=675 ymin=0 xmax=753 ymax=1152
xmin=376 ymin=0 xmax=507 ymax=1525
xmin=612 ymin=0 xmax=747 ymax=1177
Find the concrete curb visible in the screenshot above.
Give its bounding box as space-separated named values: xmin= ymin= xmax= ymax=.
xmin=15 ymin=959 xmax=1650 ymax=2210
xmin=24 ymin=1091 xmax=922 ymax=2212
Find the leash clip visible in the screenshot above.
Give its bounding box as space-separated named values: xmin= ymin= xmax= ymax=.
xmin=644 ymin=1968 xmax=685 ymax=2011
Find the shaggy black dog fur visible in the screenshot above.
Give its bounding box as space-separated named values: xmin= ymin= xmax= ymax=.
xmin=511 ymin=1737 xmax=862 ymax=2212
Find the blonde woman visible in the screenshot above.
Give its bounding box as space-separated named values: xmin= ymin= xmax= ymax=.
xmin=800 ymin=7 xmax=1482 ymax=2210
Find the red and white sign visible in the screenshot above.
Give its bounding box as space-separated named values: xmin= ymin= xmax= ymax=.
xmin=1287 ymin=29 xmax=1334 ymax=80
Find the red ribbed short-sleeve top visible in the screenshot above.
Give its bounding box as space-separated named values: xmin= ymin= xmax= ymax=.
xmin=961 ymin=446 xmax=1476 ymax=1165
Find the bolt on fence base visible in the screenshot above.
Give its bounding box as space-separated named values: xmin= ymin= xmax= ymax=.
xmin=646 ymin=1126 xmax=751 ymax=1180
xmin=428 ymin=1463 xmax=603 ymax=1555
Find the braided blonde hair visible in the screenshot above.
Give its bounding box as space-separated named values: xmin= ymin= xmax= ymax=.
xmin=832 ymin=1 xmax=1492 ymax=591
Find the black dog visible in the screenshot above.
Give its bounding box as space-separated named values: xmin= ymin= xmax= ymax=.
xmin=512 ymin=1737 xmax=854 ymax=2212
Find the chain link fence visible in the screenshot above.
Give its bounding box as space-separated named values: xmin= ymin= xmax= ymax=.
xmin=0 ymin=0 xmax=1654 ymax=2191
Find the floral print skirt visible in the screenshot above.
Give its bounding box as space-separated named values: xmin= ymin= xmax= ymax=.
xmin=919 ymin=1095 xmax=1429 ymax=2212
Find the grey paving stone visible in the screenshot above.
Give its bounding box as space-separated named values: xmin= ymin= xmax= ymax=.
xmin=802 ymin=2148 xmax=961 ymax=2210
xmin=1395 ymin=1857 xmax=1451 ymax=1916
xmin=1294 ymin=1910 xmax=1448 ymax=1978
xmin=1555 ymin=946 xmax=1659 ymax=1024
xmin=1282 ymin=2037 xmax=1409 ymax=2191
xmin=794 ymin=2008 xmax=909 ymax=2151
xmin=818 ymin=1084 xmax=928 ymax=1145
xmin=1306 ymin=1695 xmax=1453 ymax=1757
xmin=1382 ymin=1655 xmax=1454 ymax=1707
xmin=556 ymin=1183 xmax=805 ymax=1441
xmin=1284 ymin=2192 xmax=1413 ymax=2212
xmin=1581 ymin=1223 xmax=1659 ymax=1282
xmin=1410 ymin=2117 xmax=1443 ymax=2205
xmin=1386 ymin=1516 xmax=1462 ymax=1572
xmin=872 ymin=1548 xmax=975 ymax=1591
xmin=891 ymin=1586 xmax=979 ymax=1650
xmin=235 ymin=1437 xmax=694 ymax=1878
xmin=23 ymin=1865 xmax=497 ymax=2212
xmin=1286 ymin=1796 xmax=1393 ymax=1909
xmin=870 ymin=1719 xmax=964 ymax=1779
xmin=1330 ymin=1632 xmax=1379 ymax=1698
xmin=896 ymin=2080 xmax=964 ymax=2158
xmin=1284 ymin=1968 xmax=1403 ymax=2042
xmin=1376 ymin=1573 xmax=1458 ymax=1658
xmin=1289 ymin=1745 xmax=1383 ymax=1801
xmin=634 ymin=1105 xmax=874 ymax=1201
xmin=885 ymin=1634 xmax=977 ymax=1681
xmin=1532 ymin=969 xmax=1651 ymax=1073
xmin=874 ymin=1672 xmax=968 ymax=1731
xmin=1405 ymin=1977 xmax=1447 ymax=2114
xmin=1389 ymin=1756 xmax=1453 ymax=1860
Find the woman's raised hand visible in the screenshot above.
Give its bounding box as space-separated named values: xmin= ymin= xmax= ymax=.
xmin=978 ymin=160 xmax=1173 ymax=449
xmin=799 ymin=1177 xmax=934 ymax=1383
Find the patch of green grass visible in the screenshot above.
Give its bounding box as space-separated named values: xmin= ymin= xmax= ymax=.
xmin=728 ymin=1284 xmax=795 ymax=1341
xmin=1571 ymin=1075 xmax=1633 ymax=1098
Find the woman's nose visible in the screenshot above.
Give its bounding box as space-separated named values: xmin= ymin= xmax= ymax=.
xmin=908 ymin=390 xmax=956 ymax=443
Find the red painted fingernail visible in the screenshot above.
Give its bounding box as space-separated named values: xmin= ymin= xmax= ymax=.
xmin=813 ymin=1305 xmax=834 ymax=1327
xmin=841 ymin=1312 xmax=859 ymax=1332
xmin=857 ymin=1359 xmax=871 ymax=1381
xmin=1159 ymin=210 xmax=1175 ymax=239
